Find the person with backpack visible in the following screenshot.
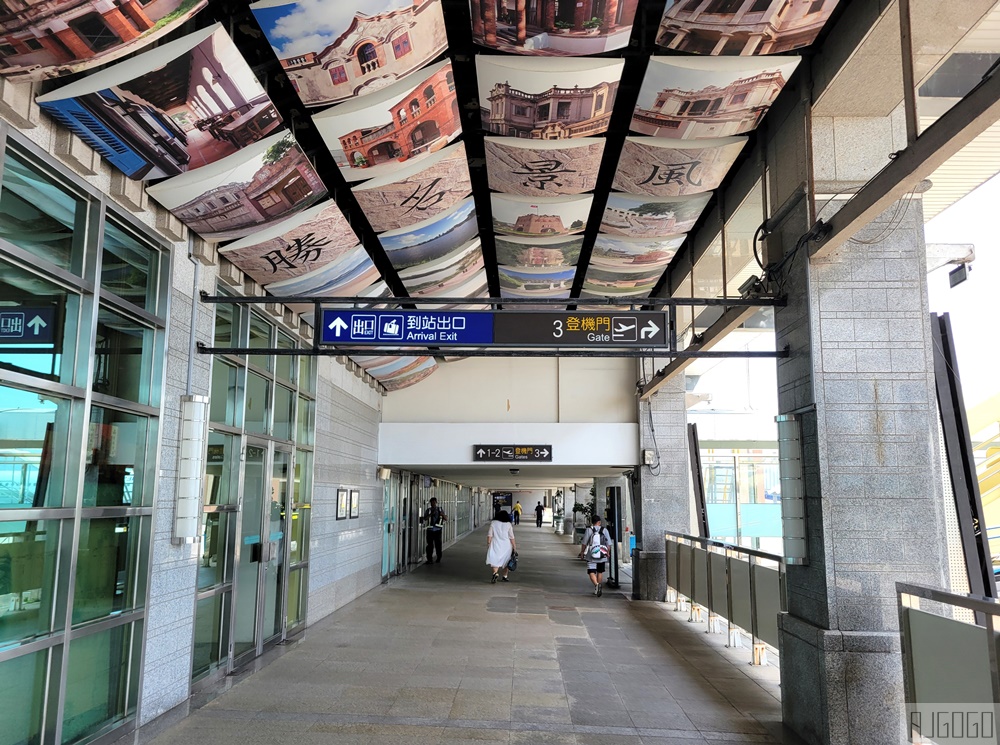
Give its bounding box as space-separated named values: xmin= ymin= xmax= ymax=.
xmin=421 ymin=497 xmax=447 ymax=564
xmin=578 ymin=514 xmax=611 ymax=596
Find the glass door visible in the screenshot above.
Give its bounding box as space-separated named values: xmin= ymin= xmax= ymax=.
xmin=381 ymin=476 xmax=395 ymax=579
xmin=233 ymin=443 xmax=266 ymax=662
xmin=264 ymin=449 xmax=290 ymax=642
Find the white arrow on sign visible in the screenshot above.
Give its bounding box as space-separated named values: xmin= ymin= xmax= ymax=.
xmin=27 ymin=315 xmax=47 ymax=335
xmin=328 ymin=317 xmax=348 ymax=337
xmin=476 ymin=448 xmax=486 ymax=458
xmin=640 ymin=320 xmax=660 ymax=340
xmin=540 ymin=448 xmax=549 ymax=458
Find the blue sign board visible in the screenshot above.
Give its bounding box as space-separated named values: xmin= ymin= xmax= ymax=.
xmin=321 ymin=310 xmax=494 ymax=346
xmin=0 ymin=307 xmax=56 ymax=345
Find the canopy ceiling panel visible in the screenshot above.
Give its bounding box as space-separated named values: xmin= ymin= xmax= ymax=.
xmin=601 ymin=192 xmax=712 ymax=237
xmin=485 ymin=137 xmax=606 ymax=196
xmin=146 ymin=131 xmax=327 ymax=242
xmin=36 ymin=24 xmax=282 ymax=180
xmin=314 ymin=59 xmax=461 ymax=182
xmin=264 ymin=246 xmax=381 ymax=311
xmin=379 ymin=196 xmax=478 ymax=270
xmin=590 ymin=234 xmax=686 ymax=271
xmin=0 ymin=0 xmax=209 ymax=81
xmin=495 ymin=235 xmax=584 ymax=268
xmin=612 ymin=136 xmax=747 ymax=196
xmin=250 ymin=0 xmax=448 ymax=108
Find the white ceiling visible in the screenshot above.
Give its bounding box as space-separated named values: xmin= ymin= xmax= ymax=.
xmin=397 ymin=463 xmax=630 ymax=491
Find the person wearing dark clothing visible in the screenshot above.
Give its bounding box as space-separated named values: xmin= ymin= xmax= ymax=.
xmin=534 ymin=501 xmax=544 ymax=527
xmin=421 ymin=497 xmax=447 ymax=563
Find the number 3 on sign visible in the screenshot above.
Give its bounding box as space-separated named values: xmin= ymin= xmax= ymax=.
xmin=552 ymin=320 xmax=563 ymax=338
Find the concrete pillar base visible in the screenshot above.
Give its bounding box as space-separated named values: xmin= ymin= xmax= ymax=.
xmin=632 ymin=549 xmax=666 ymax=602
xmin=779 ymin=613 xmax=905 ymax=745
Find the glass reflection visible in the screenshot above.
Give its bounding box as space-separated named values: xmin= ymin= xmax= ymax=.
xmin=0 ymin=257 xmax=78 ymax=383
xmin=286 ymin=568 xmax=303 ymax=628
xmin=72 ymin=516 xmax=141 ymax=625
xmin=245 ymin=372 xmax=270 ymax=436
xmin=0 ymin=649 xmax=47 ymax=745
xmin=84 ymin=408 xmax=147 ymax=508
xmin=192 ymin=593 xmax=229 ymax=680
xmin=0 ymin=520 xmax=59 ymax=646
xmin=275 ymin=333 xmax=295 ymax=383
xmin=298 ymin=355 xmax=316 ymax=395
xmin=248 ymin=313 xmax=272 ymax=371
xmin=209 ymin=360 xmax=238 ymax=427
xmin=204 ymin=431 xmax=235 ymax=506
xmin=197 ymin=512 xmax=228 ymax=590
xmin=0 ymin=384 xmax=69 ymax=509
xmin=214 ymin=301 xmax=237 ymax=348
xmin=101 ymin=219 xmax=158 ymax=312
xmin=296 ymin=396 xmax=314 ymax=446
xmin=273 ymin=385 xmax=294 ymax=441
xmin=0 ymin=150 xmax=86 ymax=272
xmin=93 ymin=306 xmax=151 ymax=404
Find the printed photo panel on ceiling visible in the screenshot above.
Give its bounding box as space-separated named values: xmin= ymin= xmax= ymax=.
xmin=613 ymin=136 xmax=747 ymax=196
xmin=469 ymin=0 xmax=639 ymax=56
xmin=498 ymin=265 xmax=576 ymax=295
xmin=218 ymin=201 xmax=359 ymax=285
xmin=632 ymin=56 xmax=800 ymax=138
xmin=36 ymin=24 xmax=282 ymax=181
xmin=352 ymin=142 xmax=471 ymax=232
xmin=484 ymin=137 xmax=605 ymax=196
xmin=314 ymin=59 xmax=461 ymax=183
xmin=0 ymin=0 xmax=208 ymax=81
xmin=582 ymin=263 xmax=664 ymax=297
xmin=590 ymin=234 xmax=685 ymax=271
xmin=250 ymin=0 xmax=448 ymax=108
xmin=396 ymin=237 xmax=484 ymax=298
xmin=264 ymin=245 xmax=381 ymax=311
xmin=378 ymin=196 xmax=478 ymax=270
xmin=490 ymin=193 xmax=593 ymax=237
xmin=356 ymin=354 xmax=438 ymax=390
xmin=656 ymin=0 xmax=842 ymax=55
xmin=602 ymin=192 xmax=711 ymax=237
xmin=146 ymin=131 xmax=327 ymax=243
xmin=476 ymin=56 xmax=624 ymax=139
xmin=494 ymin=235 xmax=584 ymax=267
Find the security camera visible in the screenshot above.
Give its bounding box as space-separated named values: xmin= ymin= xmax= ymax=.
xmin=509 ymin=468 xmax=519 ymax=475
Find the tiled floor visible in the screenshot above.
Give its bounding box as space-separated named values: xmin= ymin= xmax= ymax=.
xmin=142 ymin=524 xmax=801 ymax=745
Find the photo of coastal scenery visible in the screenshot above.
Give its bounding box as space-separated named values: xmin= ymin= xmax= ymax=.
xmin=491 ymin=194 xmax=592 ymax=237
xmin=494 ymin=235 xmax=583 ymax=267
xmin=397 ymin=238 xmax=485 ymax=298
xmin=631 ymin=56 xmax=800 ymax=138
xmin=353 ymin=143 xmax=472 ymax=232
xmin=250 ymin=0 xmax=448 ymax=108
xmin=485 ymin=137 xmax=605 ymax=196
xmin=264 ymin=246 xmax=381 ymax=309
xmin=601 ymin=192 xmax=711 ymax=237
xmin=498 ymin=265 xmax=576 ymax=295
xmin=656 ymin=0 xmax=841 ymax=55
xmin=613 ymin=136 xmax=747 ymax=197
xmin=379 ymin=197 xmax=478 ymax=270
xmin=477 ymin=56 xmax=623 ymax=139
xmin=218 ymin=201 xmax=359 ymax=284
xmin=146 ymin=131 xmax=327 ymax=243
xmin=0 ymin=0 xmax=208 ymax=81
xmin=36 ymin=25 xmax=282 ymax=180
xmin=590 ymin=235 xmax=685 ymax=270
xmin=315 ymin=60 xmax=461 ymax=182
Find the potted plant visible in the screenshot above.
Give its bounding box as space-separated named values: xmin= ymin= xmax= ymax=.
xmin=553 ymin=20 xmax=571 ymax=34
xmin=582 ymin=17 xmax=602 ymax=34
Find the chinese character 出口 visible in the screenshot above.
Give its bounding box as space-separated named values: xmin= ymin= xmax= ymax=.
xmin=260 ymin=232 xmax=332 ymax=273
xmin=512 ymin=158 xmax=577 ymax=191
xmin=637 ymin=161 xmax=703 ymax=189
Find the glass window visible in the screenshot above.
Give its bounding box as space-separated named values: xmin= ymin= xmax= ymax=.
xmin=62 ymin=622 xmax=140 ymax=744
xmin=101 ymin=219 xmax=159 ymax=312
xmin=84 ymin=408 xmax=148 ymax=508
xmin=197 ymin=512 xmax=229 ymax=590
xmin=0 ymin=520 xmax=60 ymax=645
xmin=214 ymin=301 xmax=238 ymax=348
xmin=0 ymin=149 xmax=87 ymax=273
xmin=286 ymin=568 xmax=304 ymax=628
xmin=273 ymin=385 xmax=294 ymax=441
xmin=296 ymin=396 xmax=314 ymax=446
xmin=0 ymin=256 xmax=80 ymax=383
xmin=0 ymin=384 xmax=71 ymax=509
xmin=275 ymin=332 xmax=295 ymax=383
xmin=245 ymin=372 xmax=270 ymax=436
xmin=192 ymin=593 xmax=229 ymax=680
xmin=72 ymin=516 xmax=143 ymax=625
xmin=209 ymin=359 xmax=238 ymax=427
xmin=298 ymin=355 xmax=316 ymax=395
xmin=204 ymin=431 xmax=237 ymax=506
xmin=248 ymin=313 xmax=272 ymax=371
xmin=294 ymin=450 xmax=312 ymax=507
xmin=0 ymin=648 xmax=48 ymax=745
xmin=93 ymin=306 xmax=152 ymax=404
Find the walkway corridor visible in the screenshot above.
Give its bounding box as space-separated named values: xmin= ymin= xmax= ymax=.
xmin=145 ymin=526 xmax=790 ymax=745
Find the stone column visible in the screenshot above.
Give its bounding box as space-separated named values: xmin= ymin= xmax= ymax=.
xmin=573 ymin=0 xmax=588 ymax=31
xmin=471 ymin=0 xmax=484 ymax=40
xmin=773 ymin=116 xmax=949 ymax=743
xmin=543 ymin=0 xmax=556 ymax=31
xmin=634 ymin=372 xmax=692 ymax=601
xmin=710 ymin=32 xmax=732 ymax=55
xmin=515 ymin=0 xmax=527 ymax=43
xmin=602 ymin=0 xmax=618 ymax=30
xmin=483 ymin=0 xmax=498 ymax=46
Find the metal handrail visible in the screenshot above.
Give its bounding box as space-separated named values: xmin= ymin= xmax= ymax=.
xmin=896 ymin=581 xmax=1000 ymax=615
xmin=665 ymin=530 xmax=783 ymax=563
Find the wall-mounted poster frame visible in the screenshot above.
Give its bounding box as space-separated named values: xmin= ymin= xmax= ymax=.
xmin=337 ymin=488 xmax=349 ymax=520
xmin=350 ymin=490 xmax=360 ymax=519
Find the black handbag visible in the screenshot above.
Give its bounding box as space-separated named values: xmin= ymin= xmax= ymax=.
xmin=506 ymin=551 xmax=518 ymax=571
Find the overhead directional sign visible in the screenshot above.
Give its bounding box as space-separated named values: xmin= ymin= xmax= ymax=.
xmin=0 ymin=307 xmax=56 ymax=345
xmin=474 ymin=445 xmax=553 ymax=462
xmin=320 ymin=309 xmax=669 ymax=348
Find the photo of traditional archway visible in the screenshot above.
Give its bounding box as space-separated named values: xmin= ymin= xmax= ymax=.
xmin=477 ymin=56 xmax=623 ymax=139
xmin=490 ymin=193 xmax=593 ymax=236
xmin=36 ymin=25 xmax=282 ymax=180
xmin=250 ymin=0 xmax=448 ymax=108
xmin=631 ymin=55 xmax=800 ymax=139
xmin=316 ymin=59 xmax=461 ymax=182
xmin=470 ymin=0 xmax=639 ymax=56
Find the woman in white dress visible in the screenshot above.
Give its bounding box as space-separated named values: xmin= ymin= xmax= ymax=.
xmin=486 ymin=510 xmax=516 ymax=583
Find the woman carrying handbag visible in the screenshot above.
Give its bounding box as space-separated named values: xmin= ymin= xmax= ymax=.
xmin=486 ymin=509 xmax=517 ymax=583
